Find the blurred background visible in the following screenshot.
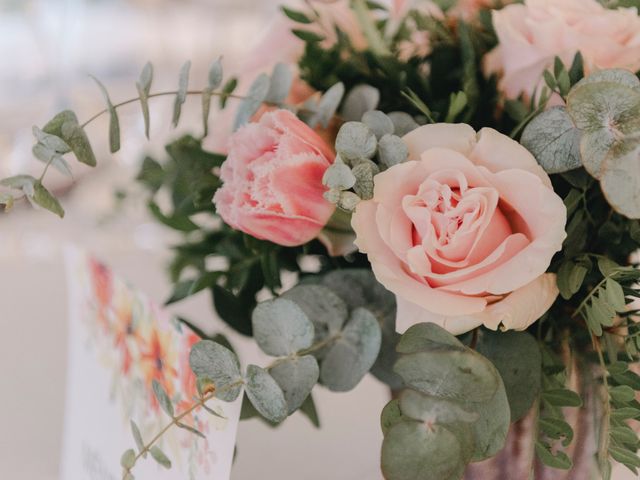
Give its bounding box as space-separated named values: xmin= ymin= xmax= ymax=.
xmin=0 ymin=1 xmax=389 ymax=479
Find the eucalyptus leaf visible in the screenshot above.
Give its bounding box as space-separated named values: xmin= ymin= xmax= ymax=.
xmin=121 ymin=449 xmax=136 ymax=469
xmin=320 ymin=308 xmax=382 ymax=391
xmin=90 ymin=75 xmax=121 ymax=153
xmin=520 ymin=106 xmax=582 ymax=174
xmin=172 ymin=61 xmax=191 ymax=127
xmin=341 ymin=84 xmax=380 ymax=122
xmin=32 ymin=126 xmax=70 ymax=153
xmin=322 ymin=162 xmax=356 ymax=191
xmin=281 ymin=284 xmax=349 ymax=345
xmin=269 ymin=355 xmax=319 ymax=414
xmin=335 ymin=122 xmax=377 ymax=161
xmin=396 ymin=322 xmax=464 ymax=354
xmin=378 ymin=134 xmax=409 ymax=168
xmin=136 ymin=62 xmax=153 ymax=138
xmin=399 ymin=389 xmax=479 ymax=425
xmin=32 ymin=143 xmax=72 ymax=176
xmin=149 ymin=446 xmax=171 ymax=469
xmin=352 ymin=161 xmax=376 ymax=200
xmin=394 ymin=349 xmax=499 ymax=403
xmin=575 ymin=68 xmax=640 ymax=90
xmin=381 ymin=422 xmax=465 ymax=480
xmin=308 ymin=82 xmax=345 ymax=129
xmin=567 ymin=82 xmax=640 ymax=178
xmin=475 ymin=330 xmax=541 ymax=421
xmin=43 ymin=110 xmax=96 ymax=166
xmin=600 ymin=146 xmax=640 ymax=219
xmin=130 ymin=420 xmax=145 ymax=456
xmin=387 ymin=111 xmax=419 ymax=136
xmin=152 ymin=379 xmax=174 ymax=417
xmin=381 ymin=399 xmax=406 ymax=435
xmin=234 ymin=73 xmax=270 ymax=130
xmin=460 ymin=369 xmax=510 ymax=461
xmin=245 ymin=365 xmax=288 ymax=423
xmin=189 ymin=340 xmax=242 ymax=402
xmin=362 ymin=110 xmax=394 ymax=139
xmin=265 ymin=63 xmax=293 ymax=104
xmin=31 ymin=181 xmax=64 ymax=218
xmin=252 ymin=297 xmax=315 ymax=356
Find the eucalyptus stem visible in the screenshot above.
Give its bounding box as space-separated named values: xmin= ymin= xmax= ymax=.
xmin=80 ymin=90 xmax=246 ymax=129
xmin=122 ymin=379 xmax=244 ymax=480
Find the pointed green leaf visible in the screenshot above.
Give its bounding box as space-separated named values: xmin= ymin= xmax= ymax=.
xmin=152 ymin=379 xmax=174 ymax=417
xmin=233 ymin=73 xmax=270 ymax=130
xmin=120 ymin=449 xmax=136 ymax=469
xmin=90 ymin=75 xmax=121 ymax=153
xmin=176 ymin=422 xmax=206 ymax=439
xmin=281 ymin=6 xmax=312 ymax=24
xmin=535 ymin=441 xmax=572 ymax=470
xmin=136 ymin=62 xmax=153 ymax=139
xmin=541 ymin=388 xmax=582 ymax=407
xmin=172 ymin=61 xmax=191 ymax=127
xmin=43 ymin=110 xmax=96 ymax=166
xmin=149 ymin=446 xmax=171 ymax=469
xmin=130 ymin=420 xmax=145 ymax=456
xmin=202 ymin=58 xmax=223 ymax=137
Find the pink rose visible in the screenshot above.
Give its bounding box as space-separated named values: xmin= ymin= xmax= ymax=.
xmin=486 ymin=0 xmax=640 ymax=99
xmin=351 ymin=124 xmax=566 ymax=334
xmin=213 ymin=110 xmax=336 ymax=247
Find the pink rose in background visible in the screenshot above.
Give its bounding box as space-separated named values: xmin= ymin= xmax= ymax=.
xmin=486 ymin=0 xmax=640 ymax=99
xmin=213 ymin=109 xmax=336 ymax=247
xmin=351 ymin=123 xmax=567 ymax=335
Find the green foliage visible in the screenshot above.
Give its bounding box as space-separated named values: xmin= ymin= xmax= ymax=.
xmin=136 ymin=62 xmax=153 ymax=138
xmin=252 ymin=298 xmax=315 ymax=356
xmin=90 ymin=75 xmax=121 ymax=153
xmin=234 ymin=74 xmax=270 ymax=130
xmin=475 ymin=330 xmax=542 ymax=422
xmin=244 ymin=365 xmax=288 ymax=423
xmin=173 ymin=61 xmax=191 ymax=127
xmin=381 ymin=323 xmax=511 ymax=480
xmin=189 ymin=340 xmax=243 ymax=402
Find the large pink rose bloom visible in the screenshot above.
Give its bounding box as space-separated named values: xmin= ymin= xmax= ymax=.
xmin=486 ymin=0 xmax=640 ymax=99
xmin=352 ymin=124 xmax=567 ymax=335
xmin=214 ymin=110 xmax=336 ymax=247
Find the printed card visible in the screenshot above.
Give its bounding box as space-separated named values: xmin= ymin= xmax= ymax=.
xmin=61 ymin=247 xmax=242 ymax=480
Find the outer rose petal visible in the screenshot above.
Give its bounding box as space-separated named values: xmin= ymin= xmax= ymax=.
xmin=470 ymin=128 xmax=552 ymax=187
xmin=396 ymin=274 xmax=559 ymax=334
xmin=403 ymin=123 xmax=477 ymax=161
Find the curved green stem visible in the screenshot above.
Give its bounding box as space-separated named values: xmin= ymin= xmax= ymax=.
xmin=122 ymin=379 xmax=244 ymax=480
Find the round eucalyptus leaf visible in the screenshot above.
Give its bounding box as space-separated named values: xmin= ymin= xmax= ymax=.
xmin=399 ymin=389 xmax=479 ymax=425
xmin=362 ymin=110 xmax=394 ymax=139
xmin=475 ymin=330 xmax=542 ymax=421
xmin=322 ymin=162 xmax=356 ymax=191
xmin=352 ymin=161 xmax=376 ymax=200
xmin=341 ymin=84 xmax=380 ymax=122
xmin=567 ymin=82 xmax=640 ymax=178
xmin=388 ymin=111 xmax=420 ymax=136
xmin=252 ymin=298 xmax=314 ymax=356
xmin=335 ymin=122 xmax=377 ymax=161
xmin=189 ymin=340 xmax=242 ymax=402
xmin=574 ymin=68 xmax=640 ymax=90
xmin=321 ymin=269 xmax=396 ymax=319
xmin=245 ymin=365 xmax=288 ymax=423
xmin=281 ymin=284 xmax=349 ymax=341
xmin=461 ymin=372 xmax=510 ymax=461
xmin=520 ymin=106 xmax=582 ymax=174
xmin=381 ymin=399 xmax=407 ymax=435
xmin=381 ymin=422 xmax=465 ymax=480
xmin=269 ymin=355 xmax=319 ymax=414
xmin=394 ymin=349 xmax=499 ymax=403
xmin=396 ymin=322 xmax=464 ymax=354
xmin=601 ymin=146 xmax=640 ymax=219
xmin=378 ymin=134 xmax=409 ymax=168
xmin=320 ymin=308 xmax=382 ymax=391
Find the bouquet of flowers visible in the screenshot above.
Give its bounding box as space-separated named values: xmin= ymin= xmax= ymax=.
xmin=5 ymin=0 xmax=640 ymax=478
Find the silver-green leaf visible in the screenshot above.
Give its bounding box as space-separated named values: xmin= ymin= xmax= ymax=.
xmin=269 ymin=355 xmax=319 ymax=414
xmin=136 ymin=62 xmax=153 ymax=139
xmin=189 ymin=340 xmax=242 ymax=402
xmin=90 ymin=76 xmax=121 ymax=153
xmin=172 ymin=61 xmax=191 ymax=128
xmin=244 ymin=365 xmax=288 ymax=423
xmin=252 ymin=297 xmax=315 ymax=356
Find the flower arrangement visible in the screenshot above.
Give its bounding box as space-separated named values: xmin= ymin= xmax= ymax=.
xmin=4 ymin=0 xmax=640 ymax=479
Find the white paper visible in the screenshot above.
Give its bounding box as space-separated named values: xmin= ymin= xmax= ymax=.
xmin=61 ymin=247 xmax=242 ymax=480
